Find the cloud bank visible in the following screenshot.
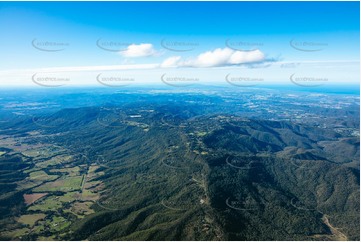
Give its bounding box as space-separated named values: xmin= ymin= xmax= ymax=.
xmin=161 ymin=48 xmax=265 ymax=68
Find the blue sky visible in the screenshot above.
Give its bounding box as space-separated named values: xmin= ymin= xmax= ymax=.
xmin=0 ymin=1 xmax=359 ymax=87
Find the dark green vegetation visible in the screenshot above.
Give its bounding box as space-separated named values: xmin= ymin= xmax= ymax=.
xmin=0 ymin=88 xmax=359 ymax=240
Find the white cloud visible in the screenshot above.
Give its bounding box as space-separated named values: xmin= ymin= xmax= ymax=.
xmin=163 ymin=48 xmax=265 ymax=68
xmin=160 ymin=56 xmax=182 ymax=68
xmin=186 ymin=48 xmax=234 ymax=67
xmin=120 ymin=43 xmax=158 ymax=58
xmin=228 ymin=49 xmax=265 ymax=65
